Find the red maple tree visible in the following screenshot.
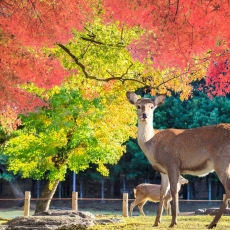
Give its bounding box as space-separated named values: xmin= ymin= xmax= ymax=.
xmin=0 ymin=0 xmax=94 ymax=113
xmin=103 ymin=0 xmax=230 ymax=96
xmin=2 ymin=0 xmax=230 ymax=116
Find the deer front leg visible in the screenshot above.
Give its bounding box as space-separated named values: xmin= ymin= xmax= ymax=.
xmin=169 ymin=190 xmax=178 ymax=227
xmin=130 ymin=199 xmax=141 ymax=217
xmin=168 ymin=173 xmax=180 ymax=228
xmin=154 ymin=194 xmax=165 ymax=226
xmin=154 ymin=173 xmax=169 ymax=226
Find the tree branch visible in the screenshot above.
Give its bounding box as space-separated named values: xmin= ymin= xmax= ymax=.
xmin=173 ymin=0 xmax=180 ymax=22
xmin=80 ymin=36 xmax=126 ymax=47
xmin=57 ymin=43 xmax=209 ymax=94
xmin=57 ymin=43 xmax=145 ymax=85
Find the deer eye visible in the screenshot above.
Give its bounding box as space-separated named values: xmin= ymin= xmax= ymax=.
xmin=137 ymin=105 xmax=141 ymax=109
xmin=151 ymin=106 xmax=154 ymax=109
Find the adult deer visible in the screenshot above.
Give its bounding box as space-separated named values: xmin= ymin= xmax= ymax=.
xmin=126 ymin=91 xmax=230 ymax=229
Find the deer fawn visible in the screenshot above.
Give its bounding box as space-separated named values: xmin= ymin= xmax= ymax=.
xmin=126 ymin=91 xmax=230 ymax=229
xmin=130 ymin=175 xmax=188 ymax=216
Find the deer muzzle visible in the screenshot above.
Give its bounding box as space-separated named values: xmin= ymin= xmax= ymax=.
xmin=141 ymin=113 xmax=147 ymax=120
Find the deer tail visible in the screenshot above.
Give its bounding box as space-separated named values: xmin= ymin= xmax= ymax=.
xmin=133 ymin=188 xmax=137 ymax=198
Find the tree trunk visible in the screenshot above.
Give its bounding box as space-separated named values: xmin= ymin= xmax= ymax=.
xmin=35 ymin=180 xmax=59 ymax=214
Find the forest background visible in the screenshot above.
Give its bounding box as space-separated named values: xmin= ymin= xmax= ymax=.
xmin=1 ymin=0 xmax=230 ymax=213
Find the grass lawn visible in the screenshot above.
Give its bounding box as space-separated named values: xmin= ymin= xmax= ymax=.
xmin=1 ymin=200 xmax=230 ymax=229
xmin=1 ymin=211 xmax=230 ymax=229
xmin=1 ymin=214 xmax=230 ymax=230
xmin=0 ymin=208 xmax=36 ymax=219
xmin=90 ymin=215 xmax=230 ymax=230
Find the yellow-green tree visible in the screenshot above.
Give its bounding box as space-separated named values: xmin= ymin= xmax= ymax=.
xmin=3 ymin=18 xmax=144 ymax=213
xmin=4 ymin=87 xmax=136 ymax=213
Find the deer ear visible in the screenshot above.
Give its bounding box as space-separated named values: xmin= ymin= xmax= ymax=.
xmin=126 ymin=92 xmax=139 ymax=105
xmin=154 ymin=95 xmax=166 ymax=107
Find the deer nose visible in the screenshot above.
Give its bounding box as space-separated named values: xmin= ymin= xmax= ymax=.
xmin=142 ymin=113 xmax=147 ymax=119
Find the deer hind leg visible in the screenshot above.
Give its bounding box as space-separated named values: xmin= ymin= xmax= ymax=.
xmin=207 ymin=164 xmax=230 ymax=229
xmin=137 ymin=200 xmax=147 ymax=216
xmin=168 ymin=202 xmax=172 ymax=216
xmin=154 ymin=173 xmax=170 ymax=226
xmin=164 ymin=199 xmax=171 ymax=216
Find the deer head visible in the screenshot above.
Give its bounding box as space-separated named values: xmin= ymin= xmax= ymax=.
xmin=126 ymin=92 xmax=166 ymax=124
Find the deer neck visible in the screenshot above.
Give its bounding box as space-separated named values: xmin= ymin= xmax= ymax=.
xmin=137 ymin=120 xmax=166 ymax=174
xmin=137 ymin=120 xmax=155 ymax=153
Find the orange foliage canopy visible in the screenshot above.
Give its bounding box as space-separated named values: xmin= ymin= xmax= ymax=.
xmin=103 ymin=0 xmax=230 ymax=96
xmin=0 ymin=0 xmax=93 ymax=112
